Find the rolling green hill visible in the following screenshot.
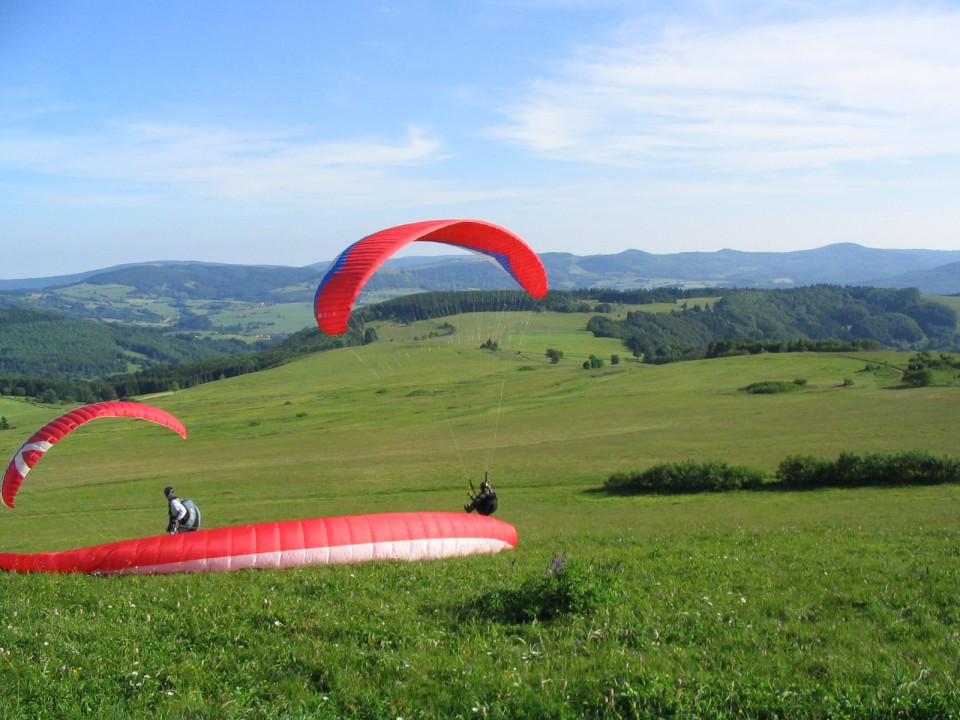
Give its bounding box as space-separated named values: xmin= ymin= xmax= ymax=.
xmin=0 ymin=308 xmax=265 ymax=382
xmin=587 ymin=285 xmax=958 ymax=363
xmin=2 ymin=311 xmax=959 ymax=717
xmin=3 ymin=309 xmax=956 ymax=550
xmin=4 ymin=286 xmax=958 ymax=402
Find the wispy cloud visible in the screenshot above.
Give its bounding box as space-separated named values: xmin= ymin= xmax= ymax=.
xmin=0 ymin=120 xmax=463 ymax=206
xmin=493 ymin=9 xmax=960 ymax=175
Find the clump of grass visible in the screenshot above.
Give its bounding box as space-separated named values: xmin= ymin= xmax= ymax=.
xmin=466 ymin=553 xmax=622 ymax=623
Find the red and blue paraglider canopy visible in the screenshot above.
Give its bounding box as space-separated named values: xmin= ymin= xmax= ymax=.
xmin=314 ymin=219 xmax=549 ymax=335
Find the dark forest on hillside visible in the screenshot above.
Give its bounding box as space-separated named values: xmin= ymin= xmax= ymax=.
xmin=1 ymin=286 xmax=957 ymax=403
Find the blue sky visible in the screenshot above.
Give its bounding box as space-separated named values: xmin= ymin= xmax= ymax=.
xmin=2 ymin=0 xmax=959 ymax=277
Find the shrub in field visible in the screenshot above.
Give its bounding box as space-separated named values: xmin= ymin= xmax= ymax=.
xmin=902 ymin=368 xmax=933 ymax=387
xmin=469 ymin=553 xmax=622 ymax=623
xmin=775 ymin=451 xmax=960 ymax=489
xmin=741 ymin=380 xmax=803 ymax=394
xmin=605 ymin=459 xmax=766 ymax=494
xmin=773 ymin=454 xmax=834 ymax=489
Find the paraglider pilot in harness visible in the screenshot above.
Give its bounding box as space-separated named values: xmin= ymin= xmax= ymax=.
xmin=464 ymin=476 xmax=498 ymax=516
xmin=164 ymin=486 xmax=201 ymax=534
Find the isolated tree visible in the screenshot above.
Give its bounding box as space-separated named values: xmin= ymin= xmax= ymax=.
xmin=0 ymin=416 xmax=10 ymax=430
xmin=902 ymin=368 xmax=932 ymax=387
xmin=545 ymin=348 xmax=564 ymax=364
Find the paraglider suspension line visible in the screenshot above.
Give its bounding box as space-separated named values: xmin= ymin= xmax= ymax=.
xmin=485 ymin=378 xmax=507 ymax=474
xmin=348 ymin=348 xmax=382 ymax=381
xmin=438 ymin=399 xmax=468 ymax=484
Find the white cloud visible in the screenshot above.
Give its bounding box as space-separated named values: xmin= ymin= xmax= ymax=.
xmin=0 ymin=122 xmax=466 ymax=206
xmin=493 ymin=9 xmax=960 ymax=175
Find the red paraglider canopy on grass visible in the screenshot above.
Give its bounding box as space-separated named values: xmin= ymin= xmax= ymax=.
xmin=0 ymin=511 xmax=518 ymax=575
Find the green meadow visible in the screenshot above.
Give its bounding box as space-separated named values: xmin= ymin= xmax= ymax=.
xmin=1 ymin=309 xmax=959 ymax=718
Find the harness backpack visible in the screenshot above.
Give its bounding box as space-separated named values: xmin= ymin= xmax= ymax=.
xmin=180 ymin=498 xmax=202 ymax=530
xmin=477 ymin=491 xmax=498 ymax=516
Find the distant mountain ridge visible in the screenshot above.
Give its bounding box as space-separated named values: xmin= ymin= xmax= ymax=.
xmin=1 ymin=242 xmax=958 ymax=297
xmin=539 ymin=243 xmax=960 ymax=294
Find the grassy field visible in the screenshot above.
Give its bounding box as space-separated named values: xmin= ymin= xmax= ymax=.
xmin=1 ymin=309 xmax=959 ymax=718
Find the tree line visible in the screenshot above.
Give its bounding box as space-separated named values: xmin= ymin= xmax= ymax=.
xmin=0 ymin=324 xmax=361 ymax=403
xmin=0 ymin=308 xmax=263 ymax=381
xmin=586 ymin=285 xmax=958 ymax=364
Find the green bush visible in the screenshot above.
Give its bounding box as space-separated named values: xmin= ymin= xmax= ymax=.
xmin=607 ymin=453 xmax=960 ymax=495
xmin=775 ymin=451 xmax=960 ymax=489
xmin=773 ymin=454 xmax=834 ymax=489
xmin=741 ymin=380 xmax=802 ymax=394
xmin=605 ymin=459 xmax=766 ymax=494
xmin=903 ymin=368 xmax=933 ymax=387
xmin=545 ymin=348 xmax=564 ymax=363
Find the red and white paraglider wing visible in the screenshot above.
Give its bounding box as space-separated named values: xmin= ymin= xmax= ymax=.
xmin=0 ymin=512 xmax=518 ymax=575
xmin=2 ymin=401 xmax=187 ymax=509
xmin=313 ymin=219 xmax=549 ymax=335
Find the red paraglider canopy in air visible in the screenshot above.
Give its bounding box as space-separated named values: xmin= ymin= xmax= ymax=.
xmin=313 ymin=219 xmax=549 ymax=335
xmin=2 ymin=401 xmax=187 ymax=509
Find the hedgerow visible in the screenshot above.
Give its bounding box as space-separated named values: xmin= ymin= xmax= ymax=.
xmin=604 ymin=459 xmax=766 ymax=494
xmin=605 ymin=451 xmax=960 ymax=495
